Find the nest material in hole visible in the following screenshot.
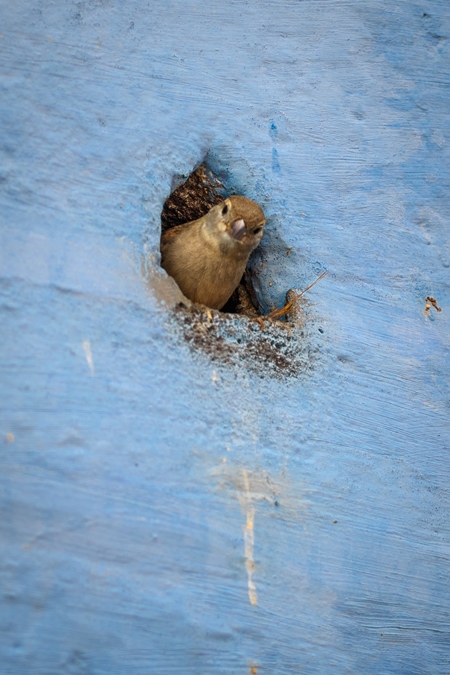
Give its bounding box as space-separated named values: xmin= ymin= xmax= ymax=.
xmin=161 ymin=165 xmax=225 ymax=234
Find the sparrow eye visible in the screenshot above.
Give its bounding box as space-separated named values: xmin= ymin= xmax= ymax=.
xmin=222 ymin=204 xmax=229 ymax=215
xmin=253 ymin=226 xmax=263 ymax=235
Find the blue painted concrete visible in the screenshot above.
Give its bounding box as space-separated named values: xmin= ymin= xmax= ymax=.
xmin=1 ymin=1 xmax=450 ymax=673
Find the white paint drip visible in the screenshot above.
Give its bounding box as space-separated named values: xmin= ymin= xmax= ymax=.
xmin=82 ymin=339 xmax=95 ymax=376
xmin=240 ymin=470 xmax=257 ymax=606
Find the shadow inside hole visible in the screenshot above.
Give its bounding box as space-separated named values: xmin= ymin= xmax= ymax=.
xmin=160 ymin=163 xmax=265 ymax=318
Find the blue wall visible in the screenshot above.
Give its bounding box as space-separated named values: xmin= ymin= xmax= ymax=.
xmin=1 ymin=1 xmax=450 ymax=673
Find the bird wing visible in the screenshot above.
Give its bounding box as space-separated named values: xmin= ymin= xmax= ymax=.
xmin=160 ymin=221 xmax=194 ymax=261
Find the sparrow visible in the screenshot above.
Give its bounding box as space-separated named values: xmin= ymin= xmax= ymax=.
xmin=160 ymin=195 xmax=265 ymax=310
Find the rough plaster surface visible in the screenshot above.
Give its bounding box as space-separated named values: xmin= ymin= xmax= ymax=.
xmin=1 ymin=1 xmax=450 ymax=673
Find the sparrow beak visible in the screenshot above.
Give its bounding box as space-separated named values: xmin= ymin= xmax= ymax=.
xmin=229 ymin=218 xmax=246 ymax=241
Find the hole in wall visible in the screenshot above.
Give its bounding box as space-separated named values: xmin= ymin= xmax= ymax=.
xmin=155 ymin=160 xmax=325 ymax=378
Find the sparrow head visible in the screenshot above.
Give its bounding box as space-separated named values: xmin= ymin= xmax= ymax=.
xmin=204 ymin=195 xmax=265 ymax=256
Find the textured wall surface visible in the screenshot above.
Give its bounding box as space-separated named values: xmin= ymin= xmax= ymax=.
xmin=1 ymin=1 xmax=450 ymax=673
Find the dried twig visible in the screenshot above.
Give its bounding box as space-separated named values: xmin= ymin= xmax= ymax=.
xmin=424 ymin=296 xmax=442 ymax=315
xmin=266 ymin=271 xmax=328 ymax=321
